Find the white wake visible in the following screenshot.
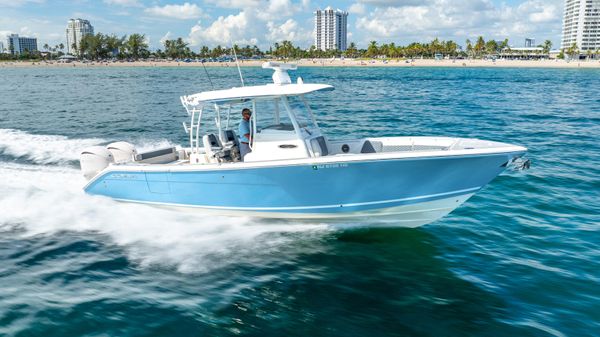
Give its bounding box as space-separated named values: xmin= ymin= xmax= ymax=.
xmin=0 ymin=128 xmax=105 ymax=164
xmin=0 ymin=128 xmax=178 ymax=165
xmin=0 ymin=129 xmax=330 ymax=273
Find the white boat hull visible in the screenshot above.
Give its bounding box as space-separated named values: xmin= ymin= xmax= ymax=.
xmin=112 ymin=192 xmax=475 ymax=228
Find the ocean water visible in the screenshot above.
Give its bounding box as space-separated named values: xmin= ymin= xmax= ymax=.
xmin=0 ymin=66 xmax=599 ymax=336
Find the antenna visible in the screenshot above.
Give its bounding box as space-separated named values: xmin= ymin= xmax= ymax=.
xmin=231 ymin=43 xmax=245 ymax=87
xmin=201 ymin=61 xmax=214 ymax=90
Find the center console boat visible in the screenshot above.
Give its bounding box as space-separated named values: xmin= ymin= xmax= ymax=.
xmin=80 ymin=62 xmax=527 ymax=227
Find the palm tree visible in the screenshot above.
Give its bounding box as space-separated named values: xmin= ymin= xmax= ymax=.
xmin=542 ymin=40 xmax=552 ymax=54
xmin=200 ymin=46 xmax=210 ymax=57
xmin=78 ymin=37 xmax=89 ymax=58
xmin=465 ymin=39 xmax=473 ymax=58
xmin=388 ymin=42 xmax=398 ymax=58
xmin=380 ymin=43 xmax=390 ymax=58
xmin=566 ymin=42 xmax=579 ymax=60
xmin=474 ymin=36 xmax=485 ymax=58
xmin=164 ymin=40 xmax=173 ymax=58
xmin=344 ymin=42 xmax=357 ymax=58
xmin=213 ymin=45 xmax=224 ymax=58
xmin=105 ymin=34 xmax=125 ymax=58
xmin=444 ymin=40 xmax=458 ymax=57
xmin=366 ymin=41 xmax=378 ymax=58
xmin=126 ymin=33 xmax=148 ymax=59
xmin=83 ymin=33 xmax=103 ymax=60
xmin=164 ymin=38 xmax=190 ymax=59
xmin=485 ymin=40 xmax=498 ymax=56
xmin=430 ymin=38 xmax=442 ymax=57
xmin=281 ymin=40 xmax=294 ymax=59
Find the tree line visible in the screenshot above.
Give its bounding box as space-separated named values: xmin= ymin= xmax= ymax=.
xmin=77 ymin=33 xmax=149 ymax=59
xmin=2 ymin=33 xmax=599 ymax=61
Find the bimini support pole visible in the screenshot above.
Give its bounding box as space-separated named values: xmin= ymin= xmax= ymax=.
xmin=250 ymin=99 xmax=257 ymax=150
xmin=232 ymin=44 xmax=245 ymax=87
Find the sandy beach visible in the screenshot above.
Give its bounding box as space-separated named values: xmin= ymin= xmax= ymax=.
xmin=2 ymin=58 xmax=600 ymax=68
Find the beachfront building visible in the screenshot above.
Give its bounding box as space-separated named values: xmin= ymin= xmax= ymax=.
xmin=66 ymin=18 xmax=94 ymax=55
xmin=7 ymin=34 xmax=38 ymax=55
xmin=561 ymin=0 xmax=600 ymax=52
xmin=500 ymin=47 xmax=547 ymax=60
xmin=314 ymin=7 xmax=348 ymax=51
xmin=0 ymin=42 xmax=4 ymax=54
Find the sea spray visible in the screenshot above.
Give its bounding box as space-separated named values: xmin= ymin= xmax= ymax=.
xmin=0 ymin=131 xmax=331 ymax=273
xmin=0 ymin=128 xmax=178 ymax=166
xmin=0 ymin=128 xmax=105 ymax=165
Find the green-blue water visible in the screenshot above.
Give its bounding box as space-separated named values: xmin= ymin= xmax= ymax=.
xmin=0 ymin=66 xmax=599 ymax=336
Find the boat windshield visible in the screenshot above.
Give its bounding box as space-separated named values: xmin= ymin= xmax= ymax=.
xmin=200 ymin=95 xmax=318 ymax=137
xmin=255 ymin=98 xmax=294 ymax=131
xmin=286 ymin=96 xmax=317 ymax=130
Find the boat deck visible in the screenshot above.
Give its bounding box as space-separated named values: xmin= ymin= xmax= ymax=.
xmin=126 ymin=136 xmax=519 ymax=168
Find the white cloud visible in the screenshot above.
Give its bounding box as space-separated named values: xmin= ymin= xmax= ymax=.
xmin=0 ymin=15 xmax=66 ymax=48
xmin=348 ymin=3 xmax=366 ymax=14
xmin=520 ymin=0 xmax=558 ymax=23
xmin=266 ymin=19 xmax=296 ymax=41
xmin=144 ymin=3 xmax=204 ymax=20
xmin=0 ymin=30 xmax=13 ymax=40
xmin=103 ymin=0 xmax=142 ymax=7
xmin=204 ymin=0 xmax=308 ymax=17
xmin=159 ymin=31 xmax=173 ymax=46
xmin=19 ymin=26 xmax=36 ymax=37
xmin=266 ymin=0 xmax=297 ymax=15
xmin=0 ymin=0 xmax=44 ymax=7
xmin=358 ymin=0 xmax=428 ymax=6
xmin=188 ymin=3 xmax=313 ymax=48
xmin=189 ymin=11 xmax=258 ymax=46
xmin=354 ymin=0 xmax=564 ymax=46
xmin=203 ymin=0 xmax=261 ymax=8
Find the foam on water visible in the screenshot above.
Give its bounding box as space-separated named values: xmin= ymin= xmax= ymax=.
xmin=0 ymin=128 xmax=105 ymax=165
xmin=0 ymin=130 xmax=330 ymax=273
xmin=0 ymin=128 xmax=179 ymax=165
xmin=133 ymin=138 xmax=178 ymax=153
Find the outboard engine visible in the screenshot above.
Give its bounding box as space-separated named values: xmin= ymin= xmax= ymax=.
xmin=80 ymin=146 xmax=114 ymax=180
xmin=106 ymin=141 xmax=137 ymax=163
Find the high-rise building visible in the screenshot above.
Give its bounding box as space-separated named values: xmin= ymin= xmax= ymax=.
xmin=7 ymin=34 xmax=38 ymax=55
xmin=0 ymin=41 xmax=4 ymax=53
xmin=561 ymin=0 xmax=600 ymax=51
xmin=66 ymin=18 xmax=94 ymax=55
xmin=525 ymin=38 xmax=535 ymax=47
xmin=314 ymin=7 xmax=348 ymax=51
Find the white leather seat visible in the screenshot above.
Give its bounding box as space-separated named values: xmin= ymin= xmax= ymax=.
xmin=203 ymin=134 xmax=225 ymax=163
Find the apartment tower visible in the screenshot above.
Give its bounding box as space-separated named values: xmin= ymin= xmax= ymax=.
xmin=66 ymin=18 xmax=94 ymax=55
xmin=562 ymin=0 xmax=600 ymax=51
xmin=314 ymin=7 xmax=348 ymax=51
xmin=7 ymin=34 xmax=38 ymax=55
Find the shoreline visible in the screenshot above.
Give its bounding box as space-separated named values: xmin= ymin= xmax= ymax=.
xmin=2 ymin=58 xmax=600 ymax=68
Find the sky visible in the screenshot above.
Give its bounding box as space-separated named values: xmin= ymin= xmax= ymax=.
xmin=0 ymin=0 xmax=565 ymax=50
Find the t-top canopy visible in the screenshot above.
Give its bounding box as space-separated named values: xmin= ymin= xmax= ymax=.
xmin=181 ymin=62 xmax=334 ymax=107
xmin=181 ymin=83 xmax=334 ymax=106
